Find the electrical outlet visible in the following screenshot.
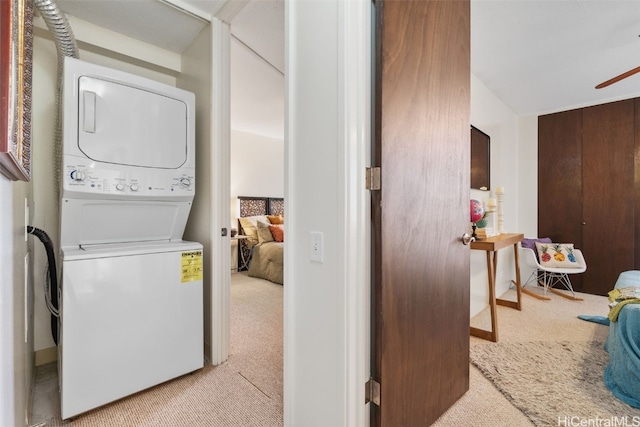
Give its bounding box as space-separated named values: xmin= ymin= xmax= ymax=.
xmin=310 ymin=231 xmax=324 ymax=263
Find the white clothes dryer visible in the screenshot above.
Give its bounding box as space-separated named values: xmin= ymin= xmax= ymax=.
xmin=58 ymin=58 xmax=203 ymax=419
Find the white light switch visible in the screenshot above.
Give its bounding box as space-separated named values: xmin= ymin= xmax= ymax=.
xmin=310 ymin=231 xmax=324 ymax=263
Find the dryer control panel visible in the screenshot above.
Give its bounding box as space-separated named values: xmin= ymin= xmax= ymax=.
xmin=63 ymin=156 xmax=195 ymax=201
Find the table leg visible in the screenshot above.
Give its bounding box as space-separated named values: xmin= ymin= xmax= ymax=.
xmin=470 ymin=250 xmax=498 ymax=342
xmin=496 ymin=244 xmax=523 ymax=310
xmin=513 ymin=242 xmax=522 ymax=310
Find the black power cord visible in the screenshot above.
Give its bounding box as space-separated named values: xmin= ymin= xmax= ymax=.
xmin=26 ymin=226 xmax=59 ymax=345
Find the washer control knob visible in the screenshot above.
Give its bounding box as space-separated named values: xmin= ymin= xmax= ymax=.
xmin=179 ymin=178 xmax=191 ymax=188
xmin=70 ymin=170 xmax=85 ymax=181
xmin=115 ymin=183 xmax=125 ymax=191
xmin=130 ymin=183 xmax=139 ymax=192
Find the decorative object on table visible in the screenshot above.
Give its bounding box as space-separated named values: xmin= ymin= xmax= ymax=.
xmin=496 ymin=186 xmax=505 ymax=234
xmin=476 ymin=211 xmax=489 ymax=228
xmin=470 ymin=199 xmax=485 ymax=240
xmin=476 ymin=197 xmax=498 ymax=238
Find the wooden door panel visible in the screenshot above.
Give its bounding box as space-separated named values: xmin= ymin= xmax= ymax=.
xmin=538 ymin=109 xmax=584 ymax=290
xmin=582 ymin=100 xmax=635 ymax=295
xmin=373 ymin=1 xmax=470 ymax=425
xmin=635 ymin=98 xmax=640 ymax=269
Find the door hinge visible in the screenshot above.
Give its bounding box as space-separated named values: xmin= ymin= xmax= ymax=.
xmin=365 ymin=377 xmax=381 ymax=406
xmin=365 ymin=167 xmax=381 ymax=191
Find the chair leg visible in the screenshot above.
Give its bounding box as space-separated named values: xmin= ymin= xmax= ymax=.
xmin=547 ymin=273 xmax=584 ymax=301
xmin=521 ymin=269 xmax=551 ymax=300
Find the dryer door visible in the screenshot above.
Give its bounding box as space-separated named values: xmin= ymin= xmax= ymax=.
xmin=76 ymin=76 xmax=188 ymax=169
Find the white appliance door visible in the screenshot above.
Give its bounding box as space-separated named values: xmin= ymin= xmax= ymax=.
xmin=77 ymin=76 xmax=188 ymax=169
xmin=60 ymin=243 xmax=203 ymax=419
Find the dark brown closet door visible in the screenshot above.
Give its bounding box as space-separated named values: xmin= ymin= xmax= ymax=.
xmin=635 ymin=98 xmax=640 ymax=268
xmin=372 ymin=0 xmax=470 ymax=425
xmin=538 ymin=109 xmax=584 ymax=290
xmin=582 ymin=100 xmax=635 ymax=295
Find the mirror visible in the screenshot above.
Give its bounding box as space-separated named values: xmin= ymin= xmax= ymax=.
xmin=470 ymin=125 xmax=490 ymax=190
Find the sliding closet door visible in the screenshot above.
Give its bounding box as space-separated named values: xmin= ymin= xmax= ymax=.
xmin=539 ymin=99 xmax=636 ymax=296
xmin=581 ymin=100 xmax=635 ymax=295
xmin=372 ymin=0 xmax=470 ymax=425
xmin=538 ymin=109 xmax=584 ymax=290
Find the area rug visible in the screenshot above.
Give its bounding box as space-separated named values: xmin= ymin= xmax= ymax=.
xmin=470 ymin=341 xmax=640 ymax=426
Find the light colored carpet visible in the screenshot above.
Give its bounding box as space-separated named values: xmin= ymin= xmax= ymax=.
xmin=433 ymin=286 xmax=613 ymax=427
xmin=31 ymin=279 xmax=624 ymax=426
xmin=471 ymin=340 xmax=640 ymax=426
xmin=33 ymin=273 xmax=283 ymax=426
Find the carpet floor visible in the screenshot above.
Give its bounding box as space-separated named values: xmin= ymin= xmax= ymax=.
xmin=470 ymin=340 xmax=640 ymax=426
xmin=31 ymin=273 xmax=283 ymax=427
xmin=31 ymin=277 xmax=630 ymax=426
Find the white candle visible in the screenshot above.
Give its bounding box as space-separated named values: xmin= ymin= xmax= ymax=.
xmin=496 ymin=186 xmax=504 ymax=194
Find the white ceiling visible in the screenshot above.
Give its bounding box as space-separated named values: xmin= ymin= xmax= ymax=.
xmin=472 ymin=0 xmax=640 ymax=116
xmin=52 ymin=0 xmax=640 ymax=134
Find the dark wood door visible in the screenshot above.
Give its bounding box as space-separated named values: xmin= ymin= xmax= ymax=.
xmin=372 ymin=1 xmax=470 ymax=425
xmin=635 ymin=98 xmax=640 ymax=268
xmin=581 ymin=100 xmax=635 ymax=295
xmin=538 ymin=109 xmax=584 ymax=290
xmin=538 ymin=99 xmax=636 ymax=296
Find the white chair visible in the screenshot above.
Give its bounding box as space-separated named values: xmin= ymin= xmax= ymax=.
xmin=520 ymin=243 xmax=586 ymax=301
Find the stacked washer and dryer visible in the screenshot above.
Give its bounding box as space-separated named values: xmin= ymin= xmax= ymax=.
xmin=58 ymin=57 xmax=203 ymax=419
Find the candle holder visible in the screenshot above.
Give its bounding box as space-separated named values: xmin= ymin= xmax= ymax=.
xmin=471 ymin=222 xmax=480 ymax=240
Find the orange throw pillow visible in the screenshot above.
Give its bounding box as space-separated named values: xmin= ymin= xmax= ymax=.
xmin=269 ymin=224 xmax=284 ymax=242
xmin=267 ymin=215 xmax=284 ymax=224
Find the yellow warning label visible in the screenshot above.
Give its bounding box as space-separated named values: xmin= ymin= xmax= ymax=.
xmin=181 ymin=250 xmax=203 ymax=283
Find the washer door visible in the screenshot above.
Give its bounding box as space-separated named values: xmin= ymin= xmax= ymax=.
xmin=77 ymin=76 xmax=188 ymax=169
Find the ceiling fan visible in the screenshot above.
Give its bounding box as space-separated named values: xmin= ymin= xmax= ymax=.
xmin=595 ymin=65 xmax=640 ymax=89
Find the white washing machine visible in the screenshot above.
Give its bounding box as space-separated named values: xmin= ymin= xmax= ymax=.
xmin=59 ymin=58 xmax=203 ymax=419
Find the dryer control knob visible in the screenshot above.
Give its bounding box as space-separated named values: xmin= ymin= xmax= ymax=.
xmin=115 ymin=183 xmax=126 ymax=191
xmin=179 ymin=178 xmax=191 ymax=188
xmin=70 ymin=170 xmax=85 ymax=182
xmin=130 ymin=184 xmax=139 ymax=192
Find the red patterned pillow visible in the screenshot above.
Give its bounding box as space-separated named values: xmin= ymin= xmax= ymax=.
xmin=269 ymin=224 xmax=284 ymax=242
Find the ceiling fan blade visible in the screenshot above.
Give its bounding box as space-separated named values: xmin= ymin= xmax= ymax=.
xmin=595 ymin=66 xmax=640 ymax=89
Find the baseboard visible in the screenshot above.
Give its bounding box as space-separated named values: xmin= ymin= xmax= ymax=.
xmin=35 ymin=346 xmax=57 ymax=366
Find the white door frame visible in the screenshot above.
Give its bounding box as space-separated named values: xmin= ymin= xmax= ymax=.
xmin=209 ymin=17 xmax=231 ymax=365
xmin=210 ymin=1 xmax=371 ymax=425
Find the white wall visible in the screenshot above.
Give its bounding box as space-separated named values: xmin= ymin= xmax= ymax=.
xmin=180 ymin=23 xmax=217 ymax=362
xmin=230 ymin=129 xmax=284 ymax=198
xmin=0 ymin=177 xmax=32 ymax=427
xmin=516 ymin=114 xmax=539 ymax=281
xmin=470 ymin=74 xmax=521 ymax=316
xmin=286 ymin=0 xmax=370 ymax=425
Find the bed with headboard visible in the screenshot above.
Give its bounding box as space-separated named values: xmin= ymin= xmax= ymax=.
xmin=237 ymin=196 xmax=284 ymax=285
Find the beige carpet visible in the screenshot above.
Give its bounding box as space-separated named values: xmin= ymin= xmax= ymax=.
xmin=34 ymin=273 xmax=283 ymax=427
xmin=471 ymin=340 xmax=640 ymax=426
xmin=32 ymin=279 xmax=624 ymax=426
xmin=433 ymin=286 xmax=614 ymax=427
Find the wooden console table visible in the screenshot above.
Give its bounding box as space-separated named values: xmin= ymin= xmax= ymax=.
xmin=470 ymin=233 xmax=524 ymax=342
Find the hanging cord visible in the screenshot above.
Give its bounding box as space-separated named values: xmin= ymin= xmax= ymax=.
xmin=33 ymin=0 xmax=79 ymax=205
xmin=26 ymin=226 xmax=60 ymax=345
